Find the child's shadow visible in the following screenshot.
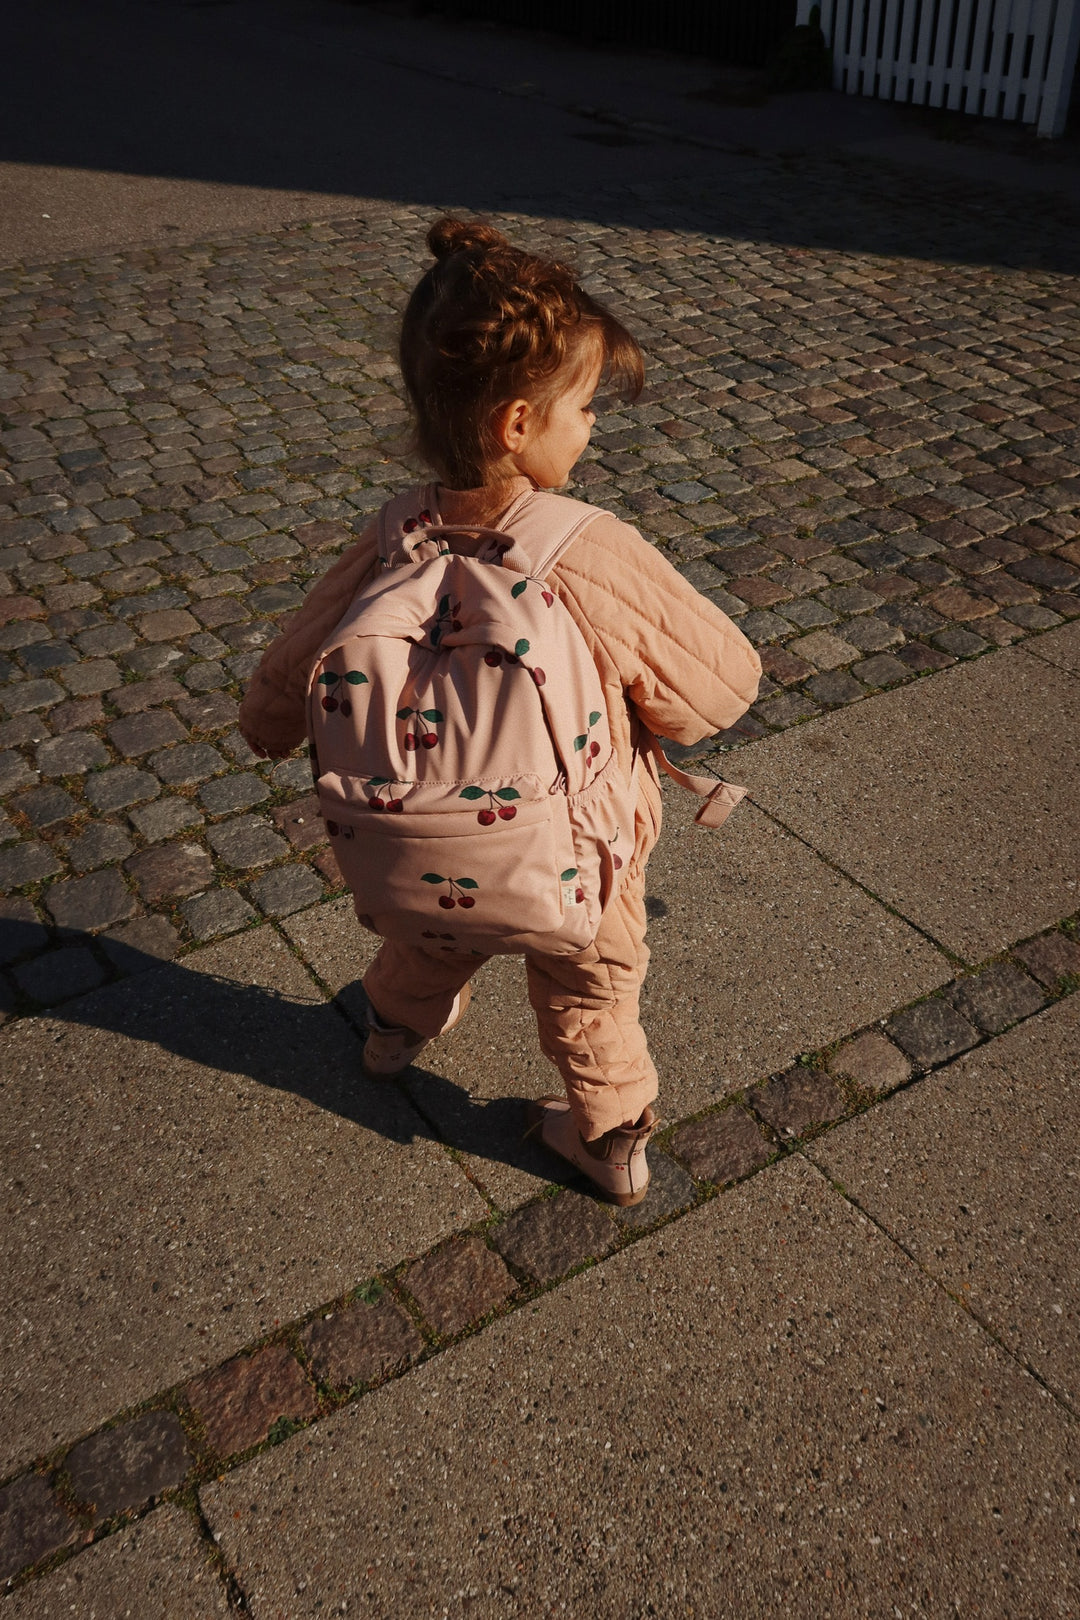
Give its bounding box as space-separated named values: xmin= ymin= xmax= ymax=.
xmin=4 ymin=921 xmax=564 ymax=1188
xmin=401 ymin=1065 xmax=565 ymax=1192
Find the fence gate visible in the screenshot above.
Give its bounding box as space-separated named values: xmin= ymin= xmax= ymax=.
xmin=797 ymin=0 xmax=1080 ymax=135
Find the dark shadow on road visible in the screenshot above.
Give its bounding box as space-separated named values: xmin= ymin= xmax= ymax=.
xmin=0 ymin=918 xmax=569 ymax=1190
xmin=4 ymin=0 xmax=1079 ymax=273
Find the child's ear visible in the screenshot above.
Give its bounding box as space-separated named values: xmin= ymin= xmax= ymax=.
xmin=492 ymin=397 xmax=531 ymax=454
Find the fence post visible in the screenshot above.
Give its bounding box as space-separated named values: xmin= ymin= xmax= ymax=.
xmin=1038 ymin=0 xmax=1080 ymax=135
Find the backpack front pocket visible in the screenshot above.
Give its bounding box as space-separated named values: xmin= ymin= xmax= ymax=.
xmin=316 ymin=779 xmax=592 ymax=953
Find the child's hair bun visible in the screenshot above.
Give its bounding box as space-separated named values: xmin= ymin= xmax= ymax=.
xmin=402 ymin=217 xmax=644 ymax=486
xmin=427 ymin=217 xmax=507 ymax=261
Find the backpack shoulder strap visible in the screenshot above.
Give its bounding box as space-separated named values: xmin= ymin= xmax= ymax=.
xmin=494 ymin=488 xmax=606 ymax=579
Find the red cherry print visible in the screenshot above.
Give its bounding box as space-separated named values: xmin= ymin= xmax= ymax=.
xmin=542 ymin=591 xmax=554 ymax=607
xmin=504 ymin=653 xmax=519 ymax=666
xmin=404 ymin=733 xmax=418 ymax=751
xmin=418 ymin=509 xmax=432 ymax=525
xmin=367 ymin=797 xmax=385 ymax=811
xmin=612 ymin=853 xmax=623 ymax=869
xmin=497 ymin=805 xmax=517 ymax=821
xmin=531 ymin=668 xmax=546 ymax=687
xmin=485 ymin=649 xmax=502 ymax=667
xmin=477 ymin=809 xmax=496 ymax=826
xmin=590 ymin=741 xmax=601 ymax=759
xmin=388 ymin=799 xmax=404 ymax=813
xmin=403 ymin=517 xmax=418 ymax=534
xmin=458 ymin=895 xmax=476 ymax=909
xmin=451 ymin=619 xmax=462 ymax=632
xmin=321 ymin=696 xmax=338 ymax=711
xmin=339 ymin=699 xmax=352 ymax=717
xmin=325 ymin=819 xmax=340 ymax=836
xmin=439 ymin=895 xmax=456 ymax=910
xmin=575 ymin=887 xmax=585 ymax=904
xmin=421 ymin=733 xmax=438 ymax=748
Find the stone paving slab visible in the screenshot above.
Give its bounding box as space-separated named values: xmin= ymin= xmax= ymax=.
xmin=278 ymin=893 xmax=377 ymax=1023
xmin=812 ymin=993 xmax=1080 ymax=1409
xmin=202 ymin=1155 xmax=1079 ymax=1618
xmin=282 ymin=796 xmax=947 ymax=1209
xmin=642 ymin=792 xmax=949 ymax=1110
xmin=0 ymin=924 xmax=485 ymax=1475
xmin=5 ymin=1504 xmax=230 ymax=1619
xmin=1022 ymin=618 xmax=1080 ymax=675
xmin=736 ymin=642 xmax=1080 ymax=963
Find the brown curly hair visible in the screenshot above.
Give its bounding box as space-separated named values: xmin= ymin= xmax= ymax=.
xmin=399 ymin=217 xmax=644 ymax=488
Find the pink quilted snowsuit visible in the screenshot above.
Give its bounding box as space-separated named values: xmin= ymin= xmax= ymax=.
xmin=239 ymin=476 xmax=761 ymax=1138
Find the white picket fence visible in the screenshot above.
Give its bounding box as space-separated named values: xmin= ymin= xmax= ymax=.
xmin=796 ymin=0 xmax=1080 ymax=135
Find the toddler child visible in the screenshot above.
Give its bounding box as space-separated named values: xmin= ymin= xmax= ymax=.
xmin=239 ymin=218 xmax=761 ymax=1205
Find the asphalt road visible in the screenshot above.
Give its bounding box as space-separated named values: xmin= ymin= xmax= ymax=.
xmin=5 ymin=0 xmax=1080 ymax=266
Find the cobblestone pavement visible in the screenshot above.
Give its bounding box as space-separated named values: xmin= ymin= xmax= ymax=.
xmin=2 ymin=908 xmax=1077 ymax=1593
xmin=1 ymin=165 xmax=1079 ymax=1012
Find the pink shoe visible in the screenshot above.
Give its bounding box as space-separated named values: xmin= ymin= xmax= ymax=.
xmin=524 ymin=1095 xmax=658 ymax=1207
xmin=363 ymin=984 xmax=472 ymax=1076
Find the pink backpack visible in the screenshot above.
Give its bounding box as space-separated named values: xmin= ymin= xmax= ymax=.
xmin=308 ymin=484 xmax=745 ymax=958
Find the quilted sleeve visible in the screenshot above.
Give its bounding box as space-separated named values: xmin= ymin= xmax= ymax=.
xmin=238 ymin=522 xmax=381 ymax=757
xmin=552 ymin=514 xmax=762 ymax=744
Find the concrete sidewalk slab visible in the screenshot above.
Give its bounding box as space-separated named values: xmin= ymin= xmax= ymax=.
xmin=202 ymin=1156 xmax=1079 ymax=1618
xmin=279 ymin=896 xmax=378 ymax=1027
xmin=642 ymin=795 xmax=948 ymax=1109
xmin=281 ymin=797 xmax=947 ymax=1209
xmin=0 ymin=926 xmax=485 ymax=1476
xmin=1022 ymin=620 xmax=1080 ymax=676
xmin=5 ymin=1505 xmax=230 ymax=1620
xmin=736 ymin=645 xmax=1080 ymax=964
xmin=812 ymin=994 xmax=1080 ymax=1408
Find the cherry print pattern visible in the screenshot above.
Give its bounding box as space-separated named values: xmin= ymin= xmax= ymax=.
xmin=317 ymin=668 xmax=369 ymax=714
xmin=396 ymin=706 xmax=443 ymax=751
xmin=483 ymin=638 xmax=530 ymax=669
xmin=510 ymin=577 xmax=555 ymax=609
xmin=573 ymin=711 xmax=604 ymax=767
xmin=459 ymin=785 xmax=520 ymax=825
xmin=422 ymin=873 xmax=479 ymax=909
xmin=362 ymin=776 xmax=404 ymax=812
xmin=430 ymin=594 xmax=462 ymax=649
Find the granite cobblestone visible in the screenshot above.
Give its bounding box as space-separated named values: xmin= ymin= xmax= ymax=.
xmin=1 ymin=190 xmax=1078 ymax=1002
xmin=64 ymin=1410 xmax=192 ymax=1524
xmin=300 ymin=1295 xmax=424 ymax=1389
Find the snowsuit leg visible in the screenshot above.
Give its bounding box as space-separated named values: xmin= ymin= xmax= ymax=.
xmin=524 ymin=766 xmax=662 ymax=1141
xmin=362 ymin=939 xmax=486 ymax=1040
